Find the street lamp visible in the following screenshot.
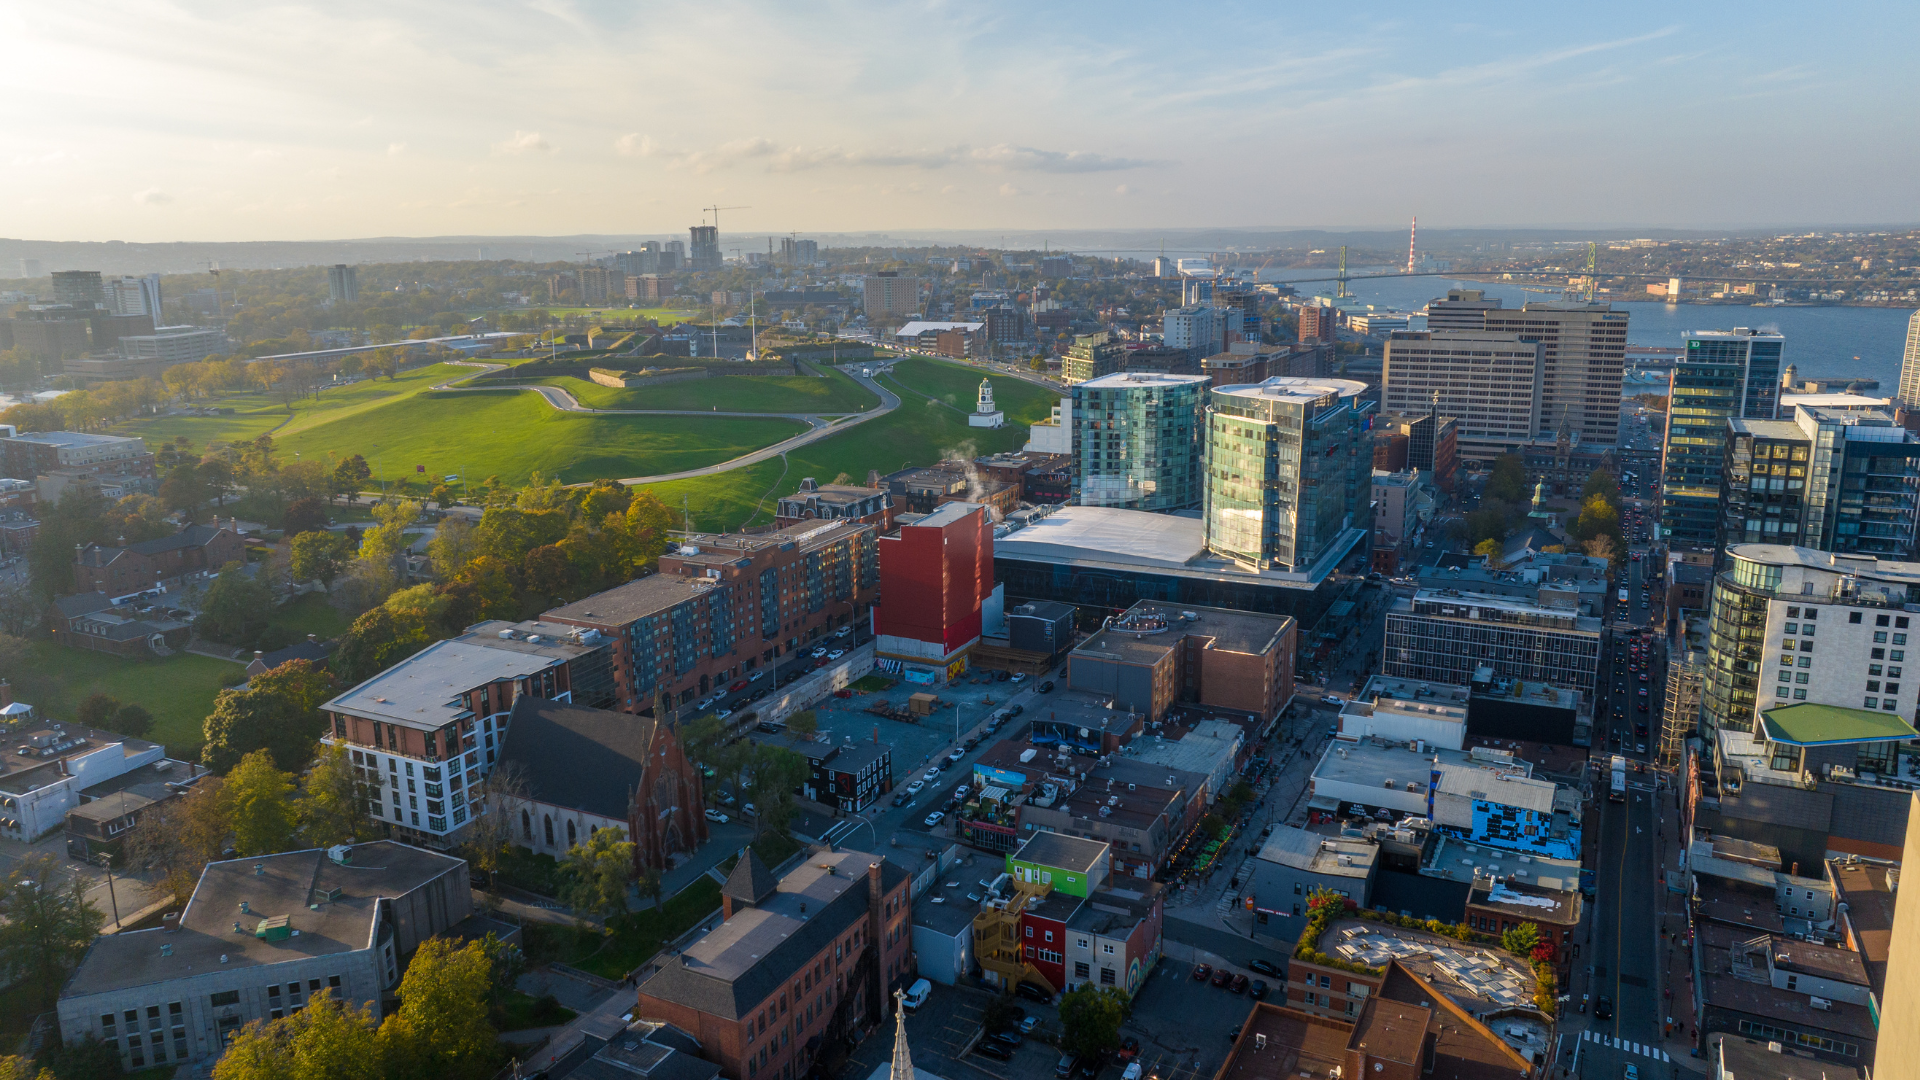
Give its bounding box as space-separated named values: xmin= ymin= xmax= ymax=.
xmin=93 ymin=851 xmax=120 ymax=927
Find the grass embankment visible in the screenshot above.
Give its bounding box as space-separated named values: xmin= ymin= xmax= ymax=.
xmin=635 ymin=357 xmax=1055 ymax=528
xmin=112 ymin=362 xmax=479 ymax=449
xmin=270 ymin=390 xmax=805 ymax=486
xmin=520 ymin=877 xmax=725 ymax=981
xmin=534 ymin=367 xmax=879 ymax=413
xmin=494 ymin=990 xmax=578 ymax=1031
xmin=20 ymin=641 xmax=244 ymax=756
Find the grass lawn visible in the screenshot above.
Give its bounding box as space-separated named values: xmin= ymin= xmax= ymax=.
xmin=273 ymin=389 xmax=806 ymax=486
xmin=635 ymin=459 xmax=790 ymax=534
xmin=112 ymin=362 xmax=477 ymax=450
xmin=23 ymin=642 xmax=244 ymax=755
xmin=534 ymin=368 xmax=879 ymax=414
xmin=518 ymin=877 xmax=724 ymax=981
xmin=493 ymin=990 xmax=577 ymax=1031
xmin=269 ymin=592 xmax=351 ymax=641
xmin=882 ymin=358 xmax=1059 ymax=421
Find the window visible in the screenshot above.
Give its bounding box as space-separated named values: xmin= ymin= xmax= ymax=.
xmin=544 ymin=815 xmax=554 ymax=846
xmin=1075 ymin=938 xmax=1089 ymax=949
xmin=1794 ymin=689 xmax=1808 ymax=699
xmin=1896 ymin=651 xmax=1907 ymax=662
xmin=1801 ymin=641 xmax=1815 ymax=652
xmin=210 ymin=990 xmax=240 ymax=1007
xmin=1796 ymin=673 xmax=1809 ymax=684
xmin=1784 ymin=622 xmax=1798 ymax=634
xmin=1878 ymin=614 xmax=1892 ymax=627
xmin=1871 ymin=664 xmax=1884 ymax=676
xmin=1897 ymin=634 xmax=1908 ymax=646
xmin=1803 ymin=625 xmax=1815 ymax=637
xmin=1867 ymin=697 xmax=1881 ymax=708
xmin=1771 ymin=743 xmax=1804 ymax=772
xmin=1868 ymin=681 xmax=1881 ymax=692
xmin=1851 ymin=612 xmax=1864 ymax=624
xmin=1100 ymin=968 xmax=1117 ymax=985
xmin=1875 ymin=632 xmax=1889 ymax=643
xmin=1075 ymin=962 xmax=1091 ymax=979
xmin=1103 ymin=943 xmax=1115 ymax=954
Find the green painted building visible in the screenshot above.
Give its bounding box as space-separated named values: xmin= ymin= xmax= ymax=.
xmin=1006 ymin=832 xmax=1111 ymax=898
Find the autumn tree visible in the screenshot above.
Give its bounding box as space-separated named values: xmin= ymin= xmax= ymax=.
xmin=290 ymin=530 xmax=353 ymax=590
xmin=330 ymin=454 xmax=372 ymax=503
xmin=203 ymin=659 xmax=335 ymax=773
xmin=460 ymin=763 xmax=529 ymax=892
xmin=127 ymin=776 xmax=232 ymax=902
xmin=1057 ymin=984 xmax=1128 ymax=1058
xmin=357 ymin=499 xmax=420 ymax=568
xmin=374 ymin=937 xmax=500 ymax=1080
xmin=225 ymin=750 xmax=298 ymax=856
xmin=560 ymin=826 xmax=635 ymax=921
xmin=298 ymin=744 xmax=362 ymax=848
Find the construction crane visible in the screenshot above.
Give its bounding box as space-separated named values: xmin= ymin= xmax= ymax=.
xmin=703 ymin=204 xmax=750 ymax=230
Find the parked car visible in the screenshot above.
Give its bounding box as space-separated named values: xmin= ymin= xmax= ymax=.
xmin=811 ymin=647 xmax=828 ymax=658
xmin=1016 ymin=981 xmax=1053 ymax=1004
xmin=828 ymin=649 xmax=846 ymax=661
xmin=1011 ymin=672 xmax=1029 ymax=684
xmin=988 ymin=1030 xmax=1022 ymax=1048
xmin=1191 ymin=964 xmax=1213 ymax=982
xmin=1008 ymin=704 xmax=1024 ymax=717
xmin=1211 ymin=968 xmax=1232 ymax=987
xmin=907 ymin=779 xmax=926 ymax=794
xmin=902 ymin=978 xmax=932 ymax=1011
xmin=891 ymin=791 xmax=912 ymax=807
xmin=947 ymin=748 xmax=966 ymax=763
xmin=1038 ymin=681 xmax=1054 ymax=693
xmin=704 ymin=809 xmax=728 ymax=823
xmin=1056 ymin=1055 xmax=1080 ymax=1078
xmin=924 ymin=767 xmax=940 ymax=782
xmin=835 ymin=625 xmax=853 ymax=638
xmin=1229 ymin=974 xmax=1249 ymax=994
xmin=975 ymin=1041 xmax=1014 ymax=1062
xmin=1249 ymin=979 xmax=1268 ymax=1000
xmin=1114 ymin=1038 xmax=1140 ymax=1062
xmin=729 ymin=679 xmax=748 ymax=692
xmin=923 ymin=811 xmax=946 ymax=827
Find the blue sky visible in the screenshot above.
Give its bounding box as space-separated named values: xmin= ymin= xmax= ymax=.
xmin=2 ymin=1 xmax=1914 ymax=241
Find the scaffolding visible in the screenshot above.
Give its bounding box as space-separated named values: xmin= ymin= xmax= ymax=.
xmin=972 ymin=875 xmax=1057 ymax=994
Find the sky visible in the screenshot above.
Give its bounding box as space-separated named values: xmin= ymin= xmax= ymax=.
xmin=3 ymin=0 xmax=1917 ymax=242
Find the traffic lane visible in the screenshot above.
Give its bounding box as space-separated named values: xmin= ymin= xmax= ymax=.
xmin=1592 ymin=784 xmax=1662 ymax=1044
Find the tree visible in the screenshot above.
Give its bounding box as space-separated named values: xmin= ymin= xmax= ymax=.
xmin=75 ymin=692 xmax=120 ymax=729
xmin=127 ymin=777 xmax=231 ymax=902
xmin=290 ymin=530 xmax=353 ymax=590
xmin=211 ymin=990 xmax=382 ymax=1080
xmin=477 ymin=932 xmax=524 ymax=1009
xmin=0 ymin=401 xmax=65 ymax=433
xmin=298 ymin=744 xmax=362 ymax=848
xmin=560 ymin=826 xmax=635 ymax=921
xmin=203 ymin=659 xmax=335 ymax=773
xmin=226 ymin=750 xmax=297 ymax=856
xmin=0 ymin=854 xmax=104 ymax=1005
xmin=1583 ymin=533 xmax=1618 ymax=570
xmin=0 ymin=583 xmax=41 ymax=637
xmin=159 ymin=463 xmax=212 ymax=522
xmin=197 ymin=561 xmax=274 ymax=647
xmin=785 ymin=709 xmax=818 ymax=740
xmin=461 ymin=762 xmax=528 ymax=892
xmin=110 ymin=703 xmax=153 ymax=739
xmin=1580 ymin=468 xmax=1621 ymax=508
xmin=330 ymin=454 xmax=372 ymax=503
xmin=625 ymin=492 xmax=675 ymax=569
xmin=358 ymin=499 xmax=420 ymax=568
xmin=522 ymin=543 xmax=572 ymax=598
xmin=1057 ymin=984 xmax=1129 ymax=1058
xmin=374 ymin=937 xmax=499 ymax=1080
xmin=332 ymin=605 xmax=435 ymax=687
xmin=282 ymin=496 xmax=330 ymax=537
xmin=1501 ymin=921 xmax=1541 ymax=959
xmin=1486 ymin=452 xmax=1529 ymax=505
xmin=30 ymin=1036 xmax=122 ymax=1080
xmin=1472 ymin=538 xmax=1502 ymax=562
xmin=739 ymin=745 xmax=811 ymax=836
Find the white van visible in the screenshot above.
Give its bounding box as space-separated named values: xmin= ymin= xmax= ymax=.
xmin=902 ymin=978 xmax=933 ymax=1012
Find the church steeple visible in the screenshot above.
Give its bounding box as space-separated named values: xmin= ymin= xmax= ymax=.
xmin=889 ymin=989 xmax=915 ymax=1080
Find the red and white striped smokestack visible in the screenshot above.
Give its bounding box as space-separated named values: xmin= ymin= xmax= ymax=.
xmin=1406 ymin=216 xmax=1417 ymax=274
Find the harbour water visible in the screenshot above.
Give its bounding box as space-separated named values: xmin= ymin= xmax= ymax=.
xmin=1263 ymin=269 xmax=1916 ymax=389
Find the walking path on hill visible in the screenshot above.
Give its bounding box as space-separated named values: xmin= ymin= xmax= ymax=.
xmin=429 ymin=360 xmax=903 ymax=487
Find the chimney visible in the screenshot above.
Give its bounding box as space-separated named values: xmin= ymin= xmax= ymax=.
xmin=0 ymin=680 xmax=11 ymax=709
xmin=307 ymin=634 xmax=317 ymax=643
xmin=117 ymin=536 xmax=126 ymax=548
xmin=722 ymin=894 xmax=734 ymax=920
xmin=873 ymin=725 xmax=879 ymax=744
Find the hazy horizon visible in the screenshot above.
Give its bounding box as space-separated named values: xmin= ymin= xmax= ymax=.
xmin=6 ymin=1 xmax=1915 ymax=243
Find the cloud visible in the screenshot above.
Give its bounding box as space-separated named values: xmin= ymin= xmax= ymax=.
xmin=387 ymin=142 xmax=407 ymax=156
xmin=998 ymin=183 xmax=1023 ymax=197
xmin=1114 ymin=184 xmax=1130 ymax=196
xmin=493 ymin=130 xmax=551 ymax=155
xmin=132 ymin=188 xmax=172 ymax=205
xmin=630 ymin=137 xmax=1151 ymax=175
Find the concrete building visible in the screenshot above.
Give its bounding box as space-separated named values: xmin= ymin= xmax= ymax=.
xmin=1161 ymin=305 xmax=1225 ymax=358
xmin=633 ymin=848 xmax=915 ymax=1080
xmin=1423 ymin=289 xmax=1502 ymax=331
xmin=544 ymin=521 xmax=878 ymax=714
xmin=689 ymin=225 xmax=721 ymax=272
xmin=1662 ymin=329 xmax=1788 ymax=548
xmin=1063 ymin=332 xmax=1127 ymax=384
xmin=1309 ymin=740 xmax=1578 ymax=860
xmin=52 ymin=270 xmax=105 ymax=309
xmin=1374 ymin=411 xmax=1460 ymax=493
xmin=0 ymin=430 xmax=154 ymax=490
xmin=873 ymin=503 xmax=994 ymax=679
xmin=1336 ymin=675 xmax=1470 ymax=751
xmin=1720 ymin=407 xmax=1920 ymax=559
xmin=1244 ymin=826 xmax=1378 ymax=916
xmin=322 ymin=619 xmax=617 ymax=844
xmin=56 ymin=843 xmax=470 ymax=1073
xmin=1205 ymin=377 xmax=1372 ymax=572
xmin=1383 ymin=584 xmax=1603 ymax=702
xmin=1067 ymin=601 xmax=1296 ymax=724
xmin=498 ymin=698 xmax=708 ymax=875
xmin=1381 ymin=331 xmax=1544 ymax=459
xmin=863 ymin=273 xmax=923 ymax=318
xmin=327 ymin=264 xmax=359 ymax=303
xmin=1072 ymin=371 xmax=1208 ymax=512
xmin=1480 ymin=301 xmax=1629 ymax=448
xmin=103 ymin=275 xmax=162 ymax=318
xmin=773 ymin=477 xmax=893 ymax=532
xmin=117 ymin=326 xmax=225 ymax=366
xmin=0 ymin=700 xmax=169 ymax=842
xmin=1024 ymin=398 xmax=1072 ymax=455
xmin=1370 ymin=470 xmax=1436 ymax=573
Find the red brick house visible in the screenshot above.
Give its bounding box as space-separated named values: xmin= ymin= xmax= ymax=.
xmin=633 ymin=848 xmax=914 ymax=1080
xmin=73 ymin=522 xmax=244 ymax=597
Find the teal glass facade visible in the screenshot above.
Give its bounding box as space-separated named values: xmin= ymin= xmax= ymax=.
xmin=1072 ymin=373 xmax=1208 ymax=511
xmin=1203 ymin=378 xmax=1372 ymax=571
xmin=1660 ymin=330 xmax=1784 ymax=547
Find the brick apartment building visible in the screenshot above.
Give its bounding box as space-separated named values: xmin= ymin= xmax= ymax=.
xmin=772 ymin=477 xmax=893 ymax=532
xmin=972 ymin=452 xmax=1073 ymax=505
xmin=321 ymin=618 xmax=617 ymax=845
xmin=633 ymin=848 xmax=914 ymax=1080
xmin=544 ymin=521 xmax=878 ymax=715
xmin=72 ymin=522 xmax=245 ymax=597
xmin=1067 ymin=601 xmax=1297 ymax=723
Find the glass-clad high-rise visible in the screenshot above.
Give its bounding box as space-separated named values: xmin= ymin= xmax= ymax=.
xmin=1660 ymin=328 xmax=1785 ymax=548
xmin=1204 ymin=377 xmax=1371 ymax=571
xmin=1071 ymin=372 xmax=1208 ymax=511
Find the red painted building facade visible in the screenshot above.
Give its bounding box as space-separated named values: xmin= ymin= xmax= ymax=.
xmin=873 ymin=502 xmax=993 ymax=673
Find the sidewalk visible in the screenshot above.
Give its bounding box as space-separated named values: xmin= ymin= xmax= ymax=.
xmin=1651 ymin=773 xmax=1702 ymax=1067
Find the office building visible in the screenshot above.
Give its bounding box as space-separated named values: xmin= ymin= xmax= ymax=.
xmin=4 ymin=312 xmax=90 ymax=359
xmin=1480 ymin=301 xmax=1629 ymax=447
xmin=1721 ymin=407 xmax=1920 ymax=559
xmin=1381 ymin=331 xmax=1544 ymax=459
xmin=0 ymin=696 xmax=170 ymax=842
xmin=1162 ymin=305 xmax=1225 ymax=358
xmin=0 ymin=429 xmax=152 ymax=479
xmin=1374 ymin=410 xmax=1459 ymax=492
xmin=1663 ymin=329 xmax=1788 ymax=548
xmin=862 ymin=272 xmax=923 ymax=318
xmin=103 ymin=275 xmax=162 ymax=318
xmin=321 ymin=619 xmax=616 ymax=843
xmin=689 ymin=225 xmax=721 ymax=271
xmin=633 ymin=848 xmax=914 ymax=1080
xmin=1423 ymin=288 xmax=1502 ymax=330
xmin=1898 ymin=309 xmax=1920 ymax=410
xmin=1204 ymin=377 xmax=1371 ymax=571
xmin=544 ymin=521 xmax=878 ymax=713
xmin=1384 ymin=582 xmax=1602 ymax=701
xmin=779 ymin=237 xmax=819 ymax=265
xmin=1066 ymin=601 xmax=1296 ymax=723
xmin=56 ymin=843 xmax=471 ymax=1073
xmin=1063 ymin=332 xmax=1127 ymax=384
xmin=326 ymin=264 xmax=359 ymax=304
xmin=1072 ymin=371 xmax=1208 ymax=511
xmin=118 ymin=326 xmax=225 ymax=366
xmin=873 ymin=503 xmax=993 ymax=676
xmin=51 ymin=270 xmax=105 ymax=309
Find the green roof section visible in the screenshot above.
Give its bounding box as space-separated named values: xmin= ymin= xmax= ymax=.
xmin=1759 ymin=702 xmax=1920 ymax=746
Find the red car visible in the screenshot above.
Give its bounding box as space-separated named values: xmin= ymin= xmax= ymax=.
xmin=1192 ymin=964 xmax=1212 ymax=982
xmin=729 ymin=680 xmax=748 ymax=692
xmin=1211 ymin=969 xmax=1232 ymax=988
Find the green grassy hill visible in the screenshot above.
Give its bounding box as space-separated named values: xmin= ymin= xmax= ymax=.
xmin=535 ymin=367 xmax=879 ymax=413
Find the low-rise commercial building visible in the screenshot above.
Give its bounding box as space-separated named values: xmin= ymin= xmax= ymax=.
xmin=1245 ymin=827 xmax=1378 ymax=917
xmin=773 ymin=477 xmax=893 ymax=532
xmin=56 ymin=843 xmax=471 ymax=1073
xmin=1067 ymin=601 xmax=1296 ymax=724
xmin=1384 ymin=584 xmax=1602 ymax=702
xmin=0 ymin=701 xmax=169 ymax=842
xmin=1336 ymin=675 xmax=1470 ymax=751
xmin=1311 ymin=740 xmax=1578 ymax=860
xmin=72 ymin=523 xmax=246 ymax=598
